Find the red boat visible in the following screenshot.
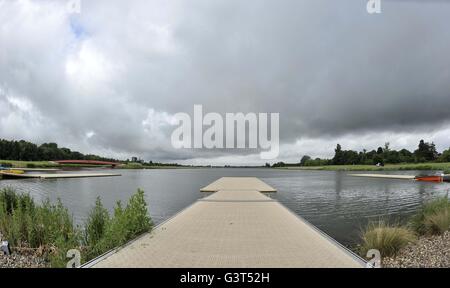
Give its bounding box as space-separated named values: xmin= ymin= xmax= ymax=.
xmin=415 ymin=175 xmax=450 ymax=183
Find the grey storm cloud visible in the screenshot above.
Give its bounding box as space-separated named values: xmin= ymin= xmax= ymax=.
xmin=1 ymin=0 xmax=450 ymax=164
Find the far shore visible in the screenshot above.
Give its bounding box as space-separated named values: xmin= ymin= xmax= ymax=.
xmin=274 ymin=162 xmax=450 ymax=172
xmin=3 ymin=159 xmax=450 ymax=173
xmin=0 ymin=160 xmax=194 ymax=170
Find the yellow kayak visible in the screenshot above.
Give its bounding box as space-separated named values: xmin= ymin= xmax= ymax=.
xmin=7 ymin=170 xmax=25 ymax=174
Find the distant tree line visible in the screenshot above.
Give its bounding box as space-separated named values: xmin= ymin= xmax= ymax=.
xmin=272 ymin=139 xmax=450 ymax=167
xmin=0 ymin=139 xmax=117 ymax=162
xmin=145 ymin=161 xmax=181 ymax=167
xmin=0 ymin=138 xmax=183 ymax=167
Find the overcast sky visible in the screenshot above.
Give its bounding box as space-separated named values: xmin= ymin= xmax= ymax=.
xmin=1 ymin=0 xmax=450 ymax=165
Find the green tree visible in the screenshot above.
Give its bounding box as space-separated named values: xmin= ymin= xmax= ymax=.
xmin=373 ymin=155 xmax=384 ymax=166
xmin=0 ymin=138 xmax=119 ymax=162
xmin=384 ymin=142 xmax=390 ymax=152
xmin=399 ymin=149 xmax=413 ymax=163
xmin=414 ymin=140 xmax=438 ymax=162
xmin=438 ymin=148 xmax=450 ymax=162
xmin=300 ymin=155 xmax=311 ymax=166
xmin=332 ymin=144 xmax=344 ymax=165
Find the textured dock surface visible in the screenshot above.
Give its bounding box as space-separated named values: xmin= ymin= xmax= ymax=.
xmin=200 ymin=177 xmax=276 ymax=192
xmin=85 ymin=177 xmax=365 ymax=268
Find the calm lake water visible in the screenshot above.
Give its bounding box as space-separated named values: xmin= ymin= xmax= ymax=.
xmin=1 ymin=168 xmax=449 ymax=246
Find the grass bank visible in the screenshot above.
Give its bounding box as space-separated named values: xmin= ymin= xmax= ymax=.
xmin=0 ymin=160 xmax=59 ymax=168
xmin=0 ymin=187 xmax=152 ymax=267
xmin=0 ymin=160 xmax=105 ymax=169
xmin=359 ymin=196 xmax=450 ymax=264
xmin=277 ymin=162 xmax=450 ymax=172
xmin=0 ymin=159 xmax=191 ymax=170
xmin=118 ymin=163 xmax=186 ymax=169
xmin=359 ymin=221 xmax=416 ymax=258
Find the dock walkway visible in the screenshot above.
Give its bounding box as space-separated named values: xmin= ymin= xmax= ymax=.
xmin=84 ymin=177 xmax=365 ymax=268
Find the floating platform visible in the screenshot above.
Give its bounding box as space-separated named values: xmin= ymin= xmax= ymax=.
xmin=0 ymin=172 xmax=121 ymax=179
xmin=18 ymin=168 xmax=60 ymax=172
xmin=350 ymin=173 xmax=450 ymax=183
xmin=83 ymin=177 xmax=365 ymax=268
xmin=200 ymin=176 xmax=277 ymax=192
xmin=349 ymin=173 xmax=416 ymax=180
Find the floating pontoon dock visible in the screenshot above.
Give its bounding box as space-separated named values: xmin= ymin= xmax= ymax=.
xmin=84 ymin=177 xmax=365 ymax=268
xmin=0 ymin=172 xmax=121 ymax=179
xmin=349 ymin=173 xmax=416 ymax=180
xmin=18 ymin=168 xmax=60 ymax=172
xmin=350 ymin=173 xmax=450 ymax=183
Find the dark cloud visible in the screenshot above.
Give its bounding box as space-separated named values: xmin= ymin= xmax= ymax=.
xmin=1 ymin=0 xmax=450 ymax=164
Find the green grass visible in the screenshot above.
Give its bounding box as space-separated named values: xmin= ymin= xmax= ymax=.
xmin=423 ymin=209 xmax=450 ymax=235
xmin=0 ymin=159 xmax=198 ymax=170
xmin=118 ymin=163 xmax=188 ymax=169
xmin=0 ymin=160 xmax=59 ymax=168
xmin=276 ymin=162 xmax=450 ymax=172
xmin=359 ymin=220 xmax=416 ymax=258
xmin=0 ymin=187 xmax=152 ymax=267
xmin=0 ymin=160 xmax=120 ymax=169
xmin=0 ymin=187 xmax=81 ymax=267
xmin=410 ymin=196 xmax=450 ymax=235
xmin=120 ymin=162 xmax=144 ymax=169
xmin=359 ymin=196 xmax=450 ymax=258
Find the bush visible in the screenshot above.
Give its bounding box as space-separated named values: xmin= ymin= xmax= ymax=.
xmin=83 ymin=189 xmax=152 ymax=262
xmin=0 ymin=187 xmax=82 ymax=266
xmin=123 ymin=189 xmax=152 ymax=238
xmin=83 ymin=197 xmax=110 ymax=260
xmin=84 ymin=197 xmax=110 ymax=247
xmin=0 ymin=187 xmax=19 ymax=214
xmin=360 ymin=220 xmax=416 ymax=258
xmin=102 ymin=201 xmax=128 ymax=248
xmin=0 ymin=187 xmax=152 ymax=267
xmin=423 ymin=208 xmax=450 ymax=235
xmin=410 ymin=196 xmax=450 ymax=235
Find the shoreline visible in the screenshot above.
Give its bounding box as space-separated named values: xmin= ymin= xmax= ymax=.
xmin=0 ymin=159 xmax=195 ymax=170
xmin=275 ymin=162 xmax=450 ymax=172
xmin=4 ymin=159 xmax=450 ymax=172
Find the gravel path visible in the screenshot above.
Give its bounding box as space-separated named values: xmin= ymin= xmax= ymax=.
xmin=0 ymin=248 xmax=48 ymax=268
xmin=383 ymin=231 xmax=450 ymax=268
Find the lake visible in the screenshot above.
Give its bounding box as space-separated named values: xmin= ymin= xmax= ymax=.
xmin=1 ymin=168 xmax=448 ymax=247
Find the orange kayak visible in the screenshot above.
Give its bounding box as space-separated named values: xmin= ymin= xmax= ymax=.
xmin=415 ymin=175 xmax=444 ymax=182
